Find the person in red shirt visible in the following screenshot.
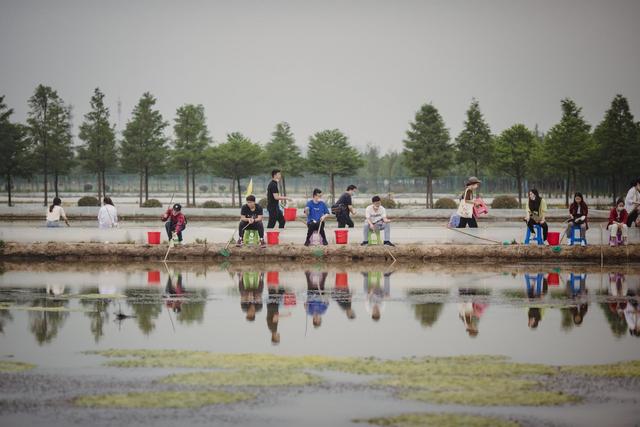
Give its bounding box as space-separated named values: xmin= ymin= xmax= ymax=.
xmin=608 ymin=198 xmax=629 ymax=246
xmin=161 ymin=203 xmax=186 ymax=244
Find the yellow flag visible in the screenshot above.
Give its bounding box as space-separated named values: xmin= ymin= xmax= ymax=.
xmin=245 ymin=178 xmax=253 ymax=197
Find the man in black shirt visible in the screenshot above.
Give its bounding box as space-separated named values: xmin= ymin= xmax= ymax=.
xmin=334 ymin=184 xmax=358 ymax=228
xmin=266 ymin=169 xmax=291 ymax=229
xmin=237 ymin=195 xmax=266 ymax=248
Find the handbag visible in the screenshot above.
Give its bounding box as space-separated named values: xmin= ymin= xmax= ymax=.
xmin=457 ymin=189 xmax=473 ymax=218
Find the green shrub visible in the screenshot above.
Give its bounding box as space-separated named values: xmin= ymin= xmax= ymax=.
xmin=201 ymin=200 xmax=222 ymax=208
xmin=83 ymin=183 xmax=93 ymax=191
xmin=434 ymin=198 xmax=458 ymax=209
xmin=77 ymin=196 xmax=100 ymax=207
xmin=258 ymin=198 xmax=268 ymax=207
xmin=491 ymin=195 xmax=520 ymax=209
xmin=141 ymin=199 xmax=163 ymax=208
xmin=380 ymin=197 xmax=397 ymax=209
xmin=199 ymin=185 xmax=209 ymax=193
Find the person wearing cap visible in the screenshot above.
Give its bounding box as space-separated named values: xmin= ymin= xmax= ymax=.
xmin=457 ymin=177 xmax=482 ymax=228
xmin=161 ymin=203 xmax=186 ymax=244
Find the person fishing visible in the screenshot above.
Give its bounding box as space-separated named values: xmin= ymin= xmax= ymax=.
xmin=304 ymin=188 xmax=330 ymax=246
xmin=456 ymin=177 xmax=482 ymax=228
xmin=236 ymin=195 xmax=266 ymax=248
xmin=565 ymin=192 xmax=588 ymax=246
xmin=98 ymin=197 xmax=118 ymax=229
xmin=625 ymin=177 xmax=640 ymax=228
xmin=333 ymin=184 xmax=358 ymax=228
xmin=361 ymin=196 xmax=395 ymax=246
xmin=46 ymin=197 xmax=69 ymax=227
xmin=524 ymin=189 xmax=548 ymax=244
xmin=266 ymin=169 xmax=292 ymax=229
xmin=161 ymin=203 xmax=186 ymax=245
xmin=608 ymin=197 xmax=629 ymax=246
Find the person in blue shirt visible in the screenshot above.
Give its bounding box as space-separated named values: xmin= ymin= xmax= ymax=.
xmin=304 ymin=188 xmax=330 ymax=246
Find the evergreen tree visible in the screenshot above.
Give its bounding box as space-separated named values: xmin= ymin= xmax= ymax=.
xmin=264 ymin=122 xmax=304 ymax=196
xmin=306 ymin=129 xmax=364 ymax=204
xmin=207 ymin=132 xmax=264 ymax=207
xmin=121 ymin=92 xmax=168 ymax=206
xmin=172 ymin=104 xmax=211 ymax=206
xmin=78 ymin=88 xmax=118 ymax=202
xmin=455 ymin=98 xmax=493 ymax=177
xmin=492 ymin=124 xmax=536 ymax=204
xmin=544 ymin=98 xmax=592 ymax=206
xmin=402 ymin=103 xmax=453 ymax=208
xmin=593 ymin=94 xmax=638 ymax=202
xmin=0 ymin=96 xmax=32 ymax=206
xmin=26 ymin=85 xmax=73 ymax=205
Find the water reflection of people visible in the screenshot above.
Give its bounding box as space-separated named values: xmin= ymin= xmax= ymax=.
xmin=332 ymin=272 xmax=355 ymax=320
xmin=524 ymin=273 xmax=548 ymax=329
xmin=458 ymin=288 xmax=488 ymax=337
xmin=266 ymin=281 xmax=284 ymax=344
xmin=624 ymin=299 xmax=639 ymax=337
xmin=362 ymin=272 xmax=391 ymax=322
xmin=238 ymin=272 xmax=264 ymax=322
xmin=305 ymin=271 xmax=328 ymax=328
xmin=165 ymin=273 xmax=185 ymax=313
xmin=565 ymin=273 xmax=588 ymax=326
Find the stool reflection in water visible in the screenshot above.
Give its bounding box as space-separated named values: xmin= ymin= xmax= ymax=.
xmin=362 ymin=271 xmax=392 ymax=321
xmin=524 ymin=273 xmax=548 ymax=330
xmin=238 ymin=272 xmax=264 ymax=322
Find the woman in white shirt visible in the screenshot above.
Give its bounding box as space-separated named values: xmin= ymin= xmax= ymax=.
xmin=46 ymin=197 xmax=69 ymax=227
xmin=625 ymin=178 xmax=640 ymax=227
xmin=98 ymin=197 xmax=118 ymax=229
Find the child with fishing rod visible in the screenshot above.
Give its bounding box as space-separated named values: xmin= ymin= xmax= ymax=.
xmin=304 ymin=188 xmax=330 ymax=246
xmin=236 ymin=195 xmax=267 ymax=248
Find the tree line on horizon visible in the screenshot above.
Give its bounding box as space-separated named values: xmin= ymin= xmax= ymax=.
xmin=0 ymin=85 xmax=638 ymax=208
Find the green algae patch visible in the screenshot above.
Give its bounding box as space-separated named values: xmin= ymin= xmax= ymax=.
xmin=400 ymin=388 xmax=578 ymax=406
xmin=72 ymin=293 xmax=126 ymax=300
xmin=160 ymin=369 xmax=322 ymax=387
xmin=0 ymin=304 xmax=94 ymax=313
xmin=563 ymin=360 xmax=640 ymax=378
xmin=74 ymin=390 xmax=254 ymax=409
xmin=354 ymin=412 xmax=519 ymax=427
xmin=0 ymin=360 xmax=36 ymax=373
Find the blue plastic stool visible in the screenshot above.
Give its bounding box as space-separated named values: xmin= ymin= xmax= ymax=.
xmin=524 ymin=224 xmax=543 ymax=245
xmin=569 ymin=225 xmax=587 ymax=246
xmin=568 ymin=273 xmax=587 ymax=296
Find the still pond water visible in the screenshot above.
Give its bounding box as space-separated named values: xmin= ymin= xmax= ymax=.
xmin=1 ymin=263 xmax=639 ymax=367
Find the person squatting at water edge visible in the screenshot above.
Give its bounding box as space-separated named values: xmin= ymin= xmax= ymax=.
xmin=97 ymin=197 xmax=118 ymax=229
xmin=161 ymin=203 xmax=186 ymax=244
xmin=236 ymin=195 xmax=266 ymax=248
xmin=266 ymin=169 xmax=293 ymax=229
xmin=304 ymin=188 xmax=330 ymax=246
xmin=625 ymin=177 xmax=640 ymax=228
xmin=362 ymin=196 xmax=395 ymax=247
xmin=46 ymin=197 xmax=70 ymax=227
xmin=456 ymin=176 xmax=482 ymax=228
xmin=566 ymin=192 xmax=589 ymax=246
xmin=524 ymin=189 xmax=548 ymax=243
xmin=608 ymin=197 xmax=629 ymax=246
xmin=332 ymin=184 xmax=358 ymax=228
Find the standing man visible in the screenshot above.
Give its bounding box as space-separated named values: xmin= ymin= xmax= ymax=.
xmin=333 ymin=184 xmax=357 ymax=228
xmin=625 ymin=178 xmax=640 ymax=228
xmin=267 ymin=169 xmax=292 ymax=229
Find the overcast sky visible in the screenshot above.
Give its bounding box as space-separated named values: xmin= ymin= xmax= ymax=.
xmin=1 ymin=0 xmax=638 ymax=152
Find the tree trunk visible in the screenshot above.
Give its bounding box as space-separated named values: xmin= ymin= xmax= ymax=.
xmin=426 ymin=172 xmax=433 ymax=209
xmin=191 ymin=169 xmax=196 ymax=207
xmin=565 ymin=171 xmax=570 ymax=208
xmin=474 ymin=161 xmax=479 ymax=179
xmin=237 ymin=177 xmax=242 ymax=208
xmin=231 ymin=178 xmax=236 ymax=208
xmin=102 ymin=170 xmax=107 ymax=198
xmin=7 ymin=174 xmax=12 ymax=207
xmin=43 ymin=160 xmax=48 ymax=207
xmin=97 ymin=172 xmax=102 ymax=202
xmin=185 ymin=163 xmax=190 ymax=206
xmin=144 ymin=166 xmax=149 ymax=201
xmin=517 ymin=176 xmax=522 ymax=206
xmin=330 ymin=173 xmax=335 ymax=205
xmin=54 ymin=172 xmax=59 ymax=198
xmin=139 ymin=172 xmax=143 ymax=207
xmin=612 ymin=174 xmax=617 ymax=205
xmin=281 ymin=175 xmax=287 ymax=197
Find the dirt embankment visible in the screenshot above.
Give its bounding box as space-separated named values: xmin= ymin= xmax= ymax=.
xmin=0 ymin=242 xmax=638 ymax=264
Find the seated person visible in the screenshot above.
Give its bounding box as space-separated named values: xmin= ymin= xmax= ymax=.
xmin=304 ymin=188 xmax=330 ymax=246
xmin=565 ymin=192 xmax=588 ymax=246
xmin=608 ymin=197 xmax=629 ymax=246
xmin=361 ymin=196 xmax=395 ymax=246
xmin=161 ymin=203 xmax=186 ymax=244
xmin=524 ymin=189 xmax=548 ymax=243
xmin=625 ymin=178 xmax=640 ymax=227
xmin=236 ymin=195 xmax=266 ymax=248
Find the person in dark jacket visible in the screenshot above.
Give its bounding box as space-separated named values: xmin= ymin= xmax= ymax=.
xmin=565 ymin=192 xmax=588 ymax=246
xmin=162 ymin=203 xmax=186 ymax=244
xmin=333 ymin=185 xmax=357 ymax=228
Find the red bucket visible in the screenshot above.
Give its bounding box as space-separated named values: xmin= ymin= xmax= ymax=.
xmin=147 ymin=231 xmax=161 ymax=245
xmin=267 ymin=230 xmax=279 ymax=245
xmin=335 ymin=272 xmax=348 ymax=288
xmin=147 ymin=271 xmax=161 ymax=284
xmin=547 ymin=272 xmax=560 ymax=286
xmin=334 ymin=229 xmax=348 ymax=244
xmin=547 ymin=231 xmax=560 ymax=246
xmin=283 ymin=207 xmax=297 ymax=221
xmin=267 ymin=271 xmax=279 ymax=285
